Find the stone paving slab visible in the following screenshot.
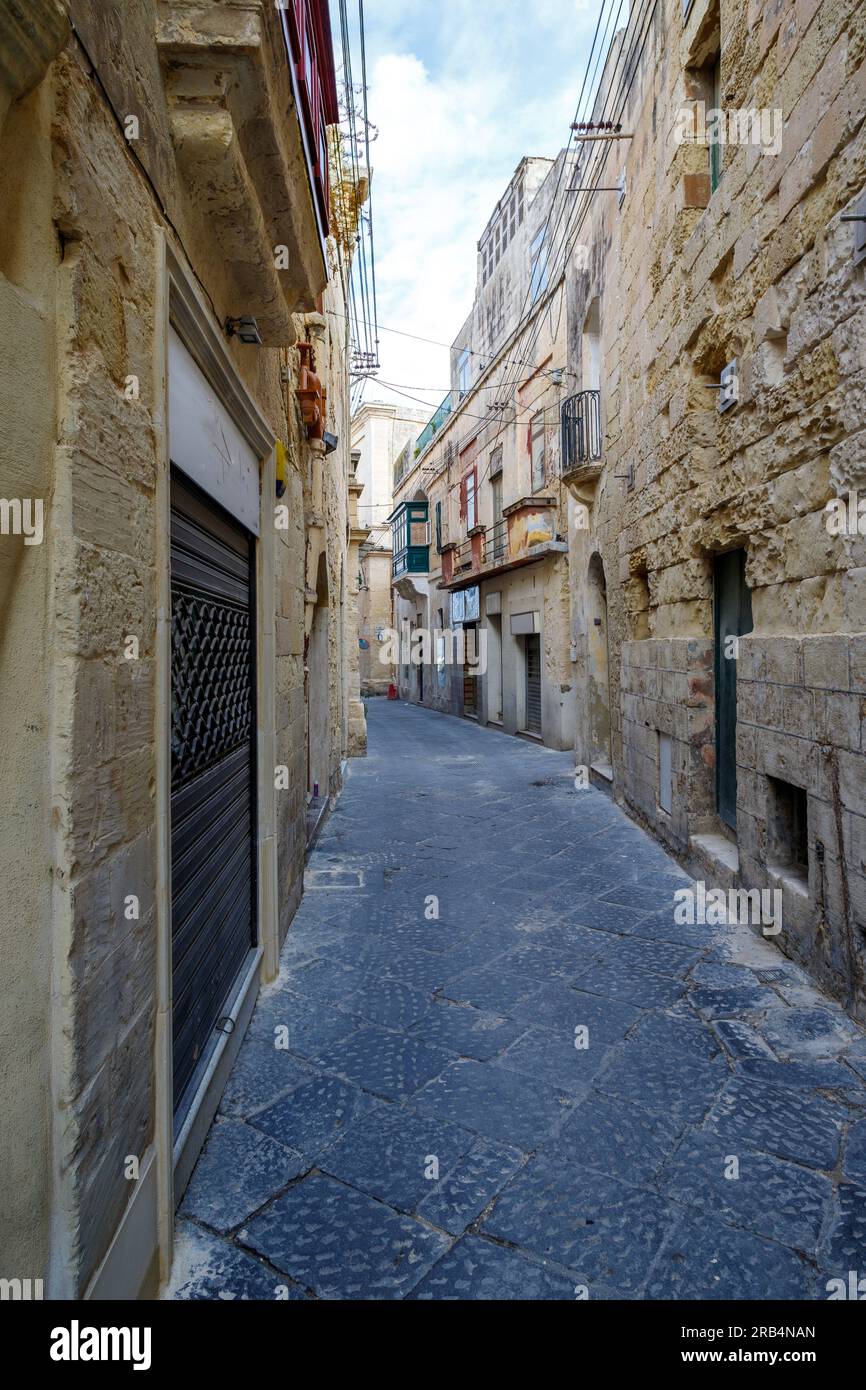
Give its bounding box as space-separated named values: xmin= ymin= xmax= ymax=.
xmin=482 ymin=1157 xmax=672 ymax=1293
xmin=407 ymin=1235 xmax=576 ymax=1300
xmin=406 ymin=999 xmax=526 ymax=1059
xmin=247 ymin=1074 xmax=378 ymax=1162
xmin=658 ymin=1128 xmax=832 ymax=1253
xmin=548 ymin=1090 xmax=687 ymax=1190
xmin=415 ymin=1136 xmax=526 ymax=1234
xmin=411 ymin=1057 xmax=573 ymax=1149
xmin=318 ymin=1105 xmax=474 ymax=1212
xmin=168 ymin=701 xmax=866 ymax=1301
xmin=645 ymin=1215 xmax=815 ymax=1300
xmin=180 ymin=1121 xmax=307 ymax=1233
xmin=239 ymin=1174 xmax=450 ymax=1299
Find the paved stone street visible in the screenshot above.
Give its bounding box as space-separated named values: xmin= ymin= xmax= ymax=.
xmin=168 ymin=700 xmax=866 ymax=1301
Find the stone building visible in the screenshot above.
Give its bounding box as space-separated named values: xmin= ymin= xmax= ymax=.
xmin=390 ymin=156 xmax=575 ymax=750
xmin=350 ymin=400 xmax=428 ymax=695
xmin=0 ymin=0 xmax=362 ymax=1297
xmin=563 ymin=0 xmax=866 ymax=1017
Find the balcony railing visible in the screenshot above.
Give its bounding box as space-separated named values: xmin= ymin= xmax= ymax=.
xmin=453 ymin=538 xmax=474 ymax=571
xmin=561 ymin=390 xmax=602 ymax=472
xmin=489 ymin=518 xmax=507 ymax=562
xmin=415 ymin=392 xmax=454 ymax=455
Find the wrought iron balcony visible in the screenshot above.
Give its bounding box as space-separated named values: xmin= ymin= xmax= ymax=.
xmin=453 ymin=538 xmax=474 ymax=571
xmin=489 ymin=518 xmax=507 ymax=562
xmin=561 ymin=390 xmax=602 ymax=474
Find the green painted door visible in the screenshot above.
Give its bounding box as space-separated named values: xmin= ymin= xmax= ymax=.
xmin=713 ymin=550 xmax=753 ymax=830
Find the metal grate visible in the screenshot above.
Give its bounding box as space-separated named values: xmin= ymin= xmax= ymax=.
xmin=561 ymin=390 xmax=602 ymax=471
xmin=171 ymin=592 xmax=253 ymax=790
xmin=525 ymin=634 xmax=542 ymax=734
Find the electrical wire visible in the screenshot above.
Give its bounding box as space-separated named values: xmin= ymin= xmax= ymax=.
xmin=420 ymin=0 xmax=623 ymax=498
xmin=449 ymin=0 xmax=655 ymax=497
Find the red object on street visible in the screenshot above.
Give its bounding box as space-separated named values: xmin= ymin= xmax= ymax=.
xmin=387 ymin=683 xmax=398 ymax=701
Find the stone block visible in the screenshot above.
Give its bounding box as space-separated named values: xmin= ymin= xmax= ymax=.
xmin=802 ymin=634 xmax=851 ymax=691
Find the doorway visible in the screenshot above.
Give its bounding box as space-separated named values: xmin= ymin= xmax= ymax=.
xmin=714 ymin=549 xmax=753 ymax=830
xmin=169 ymin=471 xmax=257 ymax=1122
xmin=463 ymin=621 xmax=478 ymax=718
xmin=587 ymin=552 xmax=612 ymax=772
xmin=524 ymin=632 xmax=542 ymax=735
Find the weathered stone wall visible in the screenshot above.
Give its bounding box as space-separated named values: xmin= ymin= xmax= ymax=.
xmin=0 ymin=43 xmax=62 ymax=1292
xmin=359 ymin=548 xmax=395 ymax=695
xmin=620 ymin=638 xmax=716 ymax=850
xmin=735 ymin=633 xmax=866 ymax=1008
xmin=0 ymin=0 xmax=351 ymax=1296
xmin=567 ymin=0 xmax=866 ymax=1016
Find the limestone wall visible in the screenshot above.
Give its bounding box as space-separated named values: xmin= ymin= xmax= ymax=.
xmin=567 ymin=0 xmax=866 ymax=1016
xmin=0 ymin=0 xmax=351 ymax=1296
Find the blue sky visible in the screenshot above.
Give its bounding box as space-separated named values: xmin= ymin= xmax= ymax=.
xmin=333 ymin=0 xmax=612 ymax=414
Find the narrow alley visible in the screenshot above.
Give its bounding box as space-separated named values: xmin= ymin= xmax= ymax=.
xmin=169 ymin=701 xmax=866 ymax=1302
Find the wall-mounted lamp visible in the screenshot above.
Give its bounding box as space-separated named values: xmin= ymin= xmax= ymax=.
xmin=322 ymin=431 xmax=339 ymax=454
xmin=225 ymin=315 xmax=263 ymax=345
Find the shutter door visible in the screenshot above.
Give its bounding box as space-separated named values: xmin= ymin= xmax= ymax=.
xmin=170 ymin=472 xmax=257 ymax=1117
xmin=462 ymin=622 xmax=478 ymax=717
xmin=525 ymin=634 xmax=542 ymax=734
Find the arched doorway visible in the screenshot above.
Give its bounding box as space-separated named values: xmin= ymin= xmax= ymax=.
xmin=307 ymin=551 xmax=330 ymax=807
xmin=587 ymin=551 xmax=612 ymax=774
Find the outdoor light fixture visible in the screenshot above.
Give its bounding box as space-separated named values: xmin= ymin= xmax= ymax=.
xmin=225 ymin=315 xmax=263 ymax=345
xmin=322 ymin=431 xmax=339 ymax=454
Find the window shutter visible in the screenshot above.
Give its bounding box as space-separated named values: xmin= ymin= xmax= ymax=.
xmin=459 ymin=475 xmax=467 ymax=520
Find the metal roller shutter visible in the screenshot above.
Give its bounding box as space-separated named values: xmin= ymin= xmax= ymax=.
xmin=170 ymin=472 xmax=257 ymax=1118
xmin=525 ymin=633 xmax=542 ymax=735
xmin=462 ymin=622 xmax=478 ymax=717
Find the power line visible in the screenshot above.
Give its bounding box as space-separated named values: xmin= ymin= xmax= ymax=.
xmin=328 ymin=309 xmax=575 ymax=383
xmin=451 ymin=0 xmax=625 ymax=497
xmin=416 ymin=0 xmax=655 ymax=505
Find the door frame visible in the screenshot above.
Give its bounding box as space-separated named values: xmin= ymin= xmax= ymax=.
xmin=154 ymin=233 xmax=278 ymax=1285
xmin=713 ymin=548 xmax=753 ymax=833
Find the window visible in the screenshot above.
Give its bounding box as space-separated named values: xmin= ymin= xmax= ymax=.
xmin=435 ymin=499 xmax=442 ymax=553
xmin=530 ymin=226 xmax=548 ymax=303
xmin=582 ymin=297 xmax=601 ymax=392
xmin=530 ymin=412 xmax=546 ymax=491
xmin=466 ymin=470 xmax=476 ymax=530
xmin=457 ymin=348 xmax=471 ymax=398
xmin=460 ymin=467 xmax=477 ymax=532
xmin=491 ymin=474 xmax=505 ymax=559
xmin=767 ymin=778 xmax=809 ymax=881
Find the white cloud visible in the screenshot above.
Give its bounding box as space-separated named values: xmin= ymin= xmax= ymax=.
xmin=350 ymin=1 xmax=602 ymax=416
